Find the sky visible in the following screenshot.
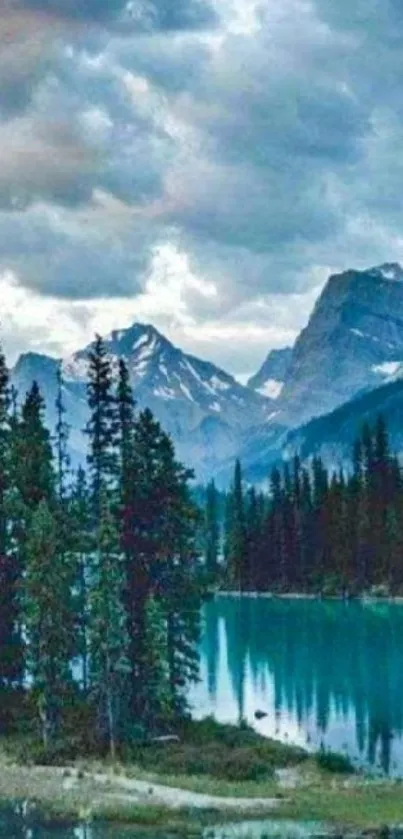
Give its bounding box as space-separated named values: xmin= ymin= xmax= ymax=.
xmin=1 ymin=0 xmax=403 ymax=379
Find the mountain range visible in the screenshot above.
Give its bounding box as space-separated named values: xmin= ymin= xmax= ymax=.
xmin=12 ymin=323 xmax=273 ymax=481
xmin=10 ymin=262 xmax=403 ymax=484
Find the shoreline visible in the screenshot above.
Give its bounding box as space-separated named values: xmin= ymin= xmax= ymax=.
xmin=215 ymin=591 xmax=403 ymax=603
xmin=1 ymin=748 xmax=403 ymax=832
xmin=1 ymin=758 xmax=403 ymax=832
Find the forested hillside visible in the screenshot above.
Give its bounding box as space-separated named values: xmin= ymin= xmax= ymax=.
xmin=204 ymin=417 xmax=403 ymax=596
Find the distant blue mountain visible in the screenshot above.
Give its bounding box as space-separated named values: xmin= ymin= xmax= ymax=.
xmin=11 ymin=323 xmax=272 ymax=481
xmin=12 ymin=263 xmax=403 ymax=485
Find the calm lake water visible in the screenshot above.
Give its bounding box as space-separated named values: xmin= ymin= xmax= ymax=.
xmin=0 ymin=805 xmax=330 ymax=839
xmin=190 ymin=595 xmax=403 ymax=776
xmin=0 ymin=805 xmax=177 ymax=839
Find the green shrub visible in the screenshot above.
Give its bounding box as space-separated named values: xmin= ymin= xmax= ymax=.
xmin=127 ymin=717 xmax=308 ymax=781
xmin=316 ymin=749 xmax=354 ymax=774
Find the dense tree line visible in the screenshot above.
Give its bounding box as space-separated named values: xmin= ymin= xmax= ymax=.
xmin=0 ymin=337 xmax=203 ymax=756
xmin=204 ymin=417 xmax=403 ymax=595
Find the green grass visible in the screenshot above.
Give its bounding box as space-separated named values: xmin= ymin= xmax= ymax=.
xmin=280 ymin=780 xmax=403 ymax=828
xmin=3 ymin=719 xmax=403 ymax=832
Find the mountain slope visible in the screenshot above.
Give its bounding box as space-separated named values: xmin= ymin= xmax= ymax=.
xmin=12 ymin=323 xmax=272 ymax=480
xmin=247 ymin=347 xmax=293 ymax=399
xmin=234 ymin=376 xmax=403 ymax=486
xmin=278 ymin=263 xmax=403 ymax=425
xmin=283 ymin=377 xmax=403 ymax=469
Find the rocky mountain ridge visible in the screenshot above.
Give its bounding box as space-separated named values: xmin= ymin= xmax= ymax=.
xmin=11 ymin=323 xmax=272 ymax=480
xmin=10 ymin=262 xmax=403 ymax=484
xmin=274 ymin=262 xmax=403 ymax=426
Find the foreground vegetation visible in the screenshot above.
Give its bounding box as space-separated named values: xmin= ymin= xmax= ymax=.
xmin=1 ymin=718 xmax=403 ymax=832
xmin=0 ymin=723 xmax=403 ymax=835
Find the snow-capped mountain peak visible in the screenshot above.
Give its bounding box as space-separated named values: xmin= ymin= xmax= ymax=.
xmin=15 ymin=322 xmax=271 ymax=481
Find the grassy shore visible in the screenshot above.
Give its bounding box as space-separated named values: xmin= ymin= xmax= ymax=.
xmin=1 ymin=720 xmax=403 ymax=833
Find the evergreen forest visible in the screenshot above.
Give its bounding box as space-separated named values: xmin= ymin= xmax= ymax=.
xmin=204 ymin=417 xmax=403 ymax=597
xmin=0 ymin=336 xmax=204 ymax=758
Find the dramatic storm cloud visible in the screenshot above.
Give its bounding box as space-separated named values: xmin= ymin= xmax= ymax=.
xmin=1 ymin=0 xmax=403 ymax=375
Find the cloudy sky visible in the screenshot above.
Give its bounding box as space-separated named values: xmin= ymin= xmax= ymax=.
xmin=1 ymin=0 xmax=403 ymax=379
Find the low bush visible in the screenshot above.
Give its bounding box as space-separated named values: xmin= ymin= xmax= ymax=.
xmin=316 ymin=749 xmax=354 ymax=774
xmin=127 ymin=717 xmax=308 ymax=781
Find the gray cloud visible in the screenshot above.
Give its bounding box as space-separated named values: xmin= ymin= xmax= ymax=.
xmin=0 ymin=0 xmax=217 ymax=116
xmin=0 ymin=201 xmax=157 ymax=298
xmin=1 ymin=0 xmax=403 ymax=373
xmin=16 ymin=0 xmax=218 ymax=29
xmin=0 ymin=118 xmax=101 ymax=209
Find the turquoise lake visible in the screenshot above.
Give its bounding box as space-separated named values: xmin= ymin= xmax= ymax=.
xmin=190 ymin=595 xmax=403 ymax=776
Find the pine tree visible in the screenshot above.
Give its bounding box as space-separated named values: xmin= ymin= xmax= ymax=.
xmin=244 ymin=486 xmax=263 ymax=591
xmin=223 ymin=490 xmax=233 ymax=568
xmin=0 ymin=345 xmax=22 ymax=690
xmin=156 ymin=433 xmax=201 ymax=718
xmin=204 ymin=479 xmax=220 ymax=576
xmin=70 ymin=467 xmax=92 ymax=692
xmin=122 ymin=408 xmax=202 ymax=724
xmin=227 ymin=460 xmax=247 ymax=590
xmin=24 ymin=500 xmax=76 ymax=749
xmin=8 ymin=381 xmax=56 ymax=693
xmin=269 ymin=466 xmax=286 ymax=589
xmin=0 ymin=553 xmax=22 ymax=691
xmin=123 ymin=408 xmax=172 ymax=722
xmin=88 ymin=493 xmax=130 ymax=758
xmin=55 ymin=363 xmax=70 ymax=503
xmin=85 ymin=335 xmax=117 ymax=520
xmin=15 ymin=382 xmax=54 ymax=512
xmin=299 ymin=468 xmax=313 ymax=589
xmin=117 ymin=358 xmax=135 ymax=501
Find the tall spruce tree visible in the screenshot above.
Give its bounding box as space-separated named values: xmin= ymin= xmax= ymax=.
xmin=88 ymin=492 xmax=129 ymax=758
xmin=16 ymin=382 xmax=54 ymax=512
xmin=24 ymin=499 xmax=76 ymax=749
xmin=122 ymin=408 xmax=202 ymax=724
xmin=0 ymin=345 xmax=22 ymax=690
xmin=117 ymin=358 xmax=135 ymax=501
xmin=204 ymin=479 xmax=220 ymax=576
xmin=70 ymin=467 xmax=92 ymax=693
xmin=85 ymin=335 xmax=117 ymax=520
xmin=227 ymin=460 xmax=247 ymax=590
xmin=85 ymin=337 xmax=129 ymax=747
xmin=55 ymin=363 xmax=70 ymax=503
xmin=123 ymin=408 xmax=170 ymax=722
xmin=157 ymin=433 xmax=201 ymax=717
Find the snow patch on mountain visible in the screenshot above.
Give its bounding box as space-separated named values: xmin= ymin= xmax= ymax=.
xmin=248 ymin=347 xmax=293 ymax=398
xmin=257 ymin=379 xmax=284 ymax=399
xmin=376 ymin=263 xmax=403 ymax=282
xmin=372 ymin=361 xmax=403 ymax=377
xmin=210 ymin=375 xmax=231 ymax=392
